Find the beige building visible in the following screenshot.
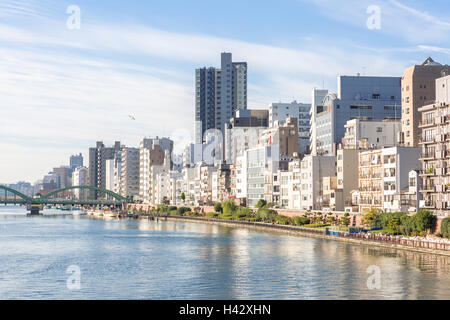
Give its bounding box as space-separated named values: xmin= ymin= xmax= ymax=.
xmin=401 ymin=57 xmax=448 ymax=147
xmin=358 ymin=149 xmax=384 ymax=212
xmin=119 ymin=147 xmax=140 ymax=198
xmin=418 ymin=74 xmax=450 ymax=216
xmin=337 ymin=148 xmax=359 ymax=208
xmin=260 ymin=117 xmax=299 ymax=158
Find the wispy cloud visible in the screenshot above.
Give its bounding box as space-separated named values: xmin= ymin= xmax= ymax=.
xmin=0 ymin=4 xmax=439 ymax=182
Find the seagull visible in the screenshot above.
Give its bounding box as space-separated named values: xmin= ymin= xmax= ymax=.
xmin=128 ymin=115 xmax=136 ymax=120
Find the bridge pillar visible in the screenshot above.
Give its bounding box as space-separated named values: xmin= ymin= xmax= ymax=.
xmin=27 ymin=204 xmax=43 ymax=215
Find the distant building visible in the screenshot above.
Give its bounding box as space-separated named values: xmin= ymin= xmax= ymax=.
xmin=195 ymin=52 xmax=247 ymax=143
xmin=343 ymin=118 xmax=401 ymax=150
xmin=53 ymin=166 xmax=72 ymax=189
xmin=88 ymin=141 xmax=121 ymax=199
xmin=401 ymin=57 xmax=449 ymax=147
xmin=310 ymin=88 xmax=329 ymax=155
xmin=72 ymin=166 xmax=88 ymax=199
xmin=119 ymin=147 xmax=140 ymax=198
xmin=313 ymin=75 xmax=401 ymax=156
xmin=269 ymin=101 xmax=311 ymax=155
xmin=225 ymin=110 xmax=268 ymax=165
xmin=300 ymin=155 xmax=336 ymax=210
xmin=70 ymin=153 xmax=83 ymax=170
xmin=139 ymin=137 xmax=173 ymax=203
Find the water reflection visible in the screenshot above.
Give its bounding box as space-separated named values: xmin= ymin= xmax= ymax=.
xmin=0 ymin=205 xmax=449 ymax=299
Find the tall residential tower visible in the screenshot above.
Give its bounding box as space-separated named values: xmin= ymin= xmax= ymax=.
xmin=195 ymin=52 xmax=247 ymax=143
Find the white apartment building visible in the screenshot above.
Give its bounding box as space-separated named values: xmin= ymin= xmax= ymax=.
xmin=269 ymin=101 xmax=311 ymax=155
xmin=300 ymin=155 xmax=336 ymax=210
xmin=358 ymin=146 xmax=421 ymax=212
xmin=230 ymin=154 xmax=248 ymax=205
xmin=225 ymin=126 xmax=265 ymax=165
xmin=139 ymin=137 xmax=172 ymax=203
xmin=310 ymin=88 xmax=329 ymax=155
xmin=155 ymin=171 xmax=183 ymax=205
xmin=147 ymin=151 xmax=171 ymax=205
xmin=287 ymin=159 xmax=301 ymax=210
xmin=105 ymin=159 xmax=115 ymax=193
xmin=343 ymin=119 xmax=401 ymax=149
xmin=72 ymin=166 xmax=88 ymax=199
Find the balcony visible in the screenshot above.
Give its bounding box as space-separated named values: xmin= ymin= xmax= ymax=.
xmin=419 ymin=153 xmax=435 ymax=160
xmin=420 ymin=185 xmax=436 ymax=193
xmin=418 ymin=119 xmax=435 ymax=128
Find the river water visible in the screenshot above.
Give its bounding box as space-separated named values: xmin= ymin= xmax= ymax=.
xmin=0 ymin=205 xmax=449 ymax=299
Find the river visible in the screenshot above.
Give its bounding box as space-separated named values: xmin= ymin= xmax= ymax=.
xmin=0 ymin=205 xmax=449 ymax=299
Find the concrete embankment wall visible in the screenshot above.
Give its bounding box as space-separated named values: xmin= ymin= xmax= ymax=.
xmin=160 ymin=215 xmax=450 ymax=257
xmin=126 ymin=204 xmax=445 ymax=233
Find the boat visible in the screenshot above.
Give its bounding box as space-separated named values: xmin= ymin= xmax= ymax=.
xmin=72 ymin=210 xmax=87 ymax=216
xmin=103 ymin=211 xmax=118 ymax=218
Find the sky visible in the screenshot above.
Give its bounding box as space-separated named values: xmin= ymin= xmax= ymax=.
xmin=1 ymin=0 xmax=450 ymax=183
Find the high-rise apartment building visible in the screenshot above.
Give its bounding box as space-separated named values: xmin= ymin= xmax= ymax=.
xmin=313 ymin=75 xmax=401 ymax=156
xmin=401 ymin=57 xmax=449 ymax=147
xmin=88 ymin=141 xmax=121 ymax=199
xmin=195 ymin=52 xmax=247 ymax=143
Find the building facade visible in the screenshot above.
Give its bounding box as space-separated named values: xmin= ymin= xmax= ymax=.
xmin=314 ymin=75 xmax=401 ymax=156
xmin=401 ymin=57 xmax=449 ymax=147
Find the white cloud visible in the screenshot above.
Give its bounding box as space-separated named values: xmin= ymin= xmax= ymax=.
xmin=0 ymin=13 xmax=414 ymax=182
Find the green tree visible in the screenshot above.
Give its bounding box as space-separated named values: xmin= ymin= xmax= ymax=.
xmin=214 ymin=202 xmax=223 ymax=213
xmin=180 ymin=192 xmax=185 ymax=202
xmin=413 ymin=210 xmax=435 ymax=234
xmin=342 ymin=213 xmax=351 ymax=227
xmin=255 ymin=199 xmax=267 ymax=209
xmin=362 ymin=208 xmax=382 ymax=229
xmin=441 ymin=217 xmax=450 ymax=238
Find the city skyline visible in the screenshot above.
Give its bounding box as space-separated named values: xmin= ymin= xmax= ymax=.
xmin=1 ymin=0 xmax=450 ymax=183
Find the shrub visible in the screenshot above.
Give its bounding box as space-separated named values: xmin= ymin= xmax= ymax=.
xmin=169 ymin=210 xmax=178 ymax=216
xmin=440 ymin=217 xmax=450 ymax=238
xmin=275 ymin=215 xmax=293 ymax=225
xmin=233 ymin=206 xmax=253 ymax=219
xmin=214 ymin=202 xmax=223 ymax=213
xmin=157 ymin=204 xmax=170 ymax=214
xmin=177 ymin=207 xmax=190 ymax=216
xmin=257 ymin=208 xmax=278 ymax=222
xmin=294 ymin=216 xmax=310 ymax=226
xmin=207 ymin=212 xmax=219 ymax=218
xmin=302 ymin=223 xmax=330 ymax=228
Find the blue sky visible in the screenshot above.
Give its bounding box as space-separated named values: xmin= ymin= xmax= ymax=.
xmin=1 ymin=0 xmax=450 ymax=183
